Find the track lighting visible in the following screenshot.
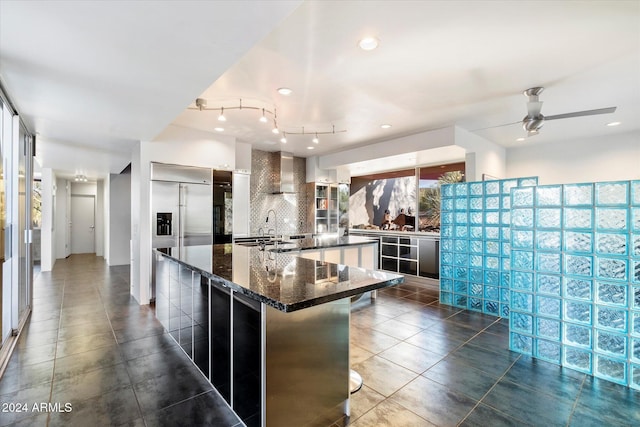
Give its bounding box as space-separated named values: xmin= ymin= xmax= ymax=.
xmin=260 ymin=108 xmax=268 ymax=123
xmin=74 ymin=174 xmax=88 ymax=182
xmin=218 ymin=107 xmax=226 ymax=122
xmin=312 ymin=133 xmax=319 ymax=144
xmin=280 ymin=132 xmax=287 ymax=143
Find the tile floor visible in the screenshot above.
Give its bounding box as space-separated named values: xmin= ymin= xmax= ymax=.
xmin=1 ymin=254 xmax=639 ymax=426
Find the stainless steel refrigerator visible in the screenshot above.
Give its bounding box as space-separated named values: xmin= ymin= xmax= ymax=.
xmin=151 ymin=163 xmax=213 ymax=255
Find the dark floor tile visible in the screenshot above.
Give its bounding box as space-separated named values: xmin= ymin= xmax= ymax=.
xmin=424 ymin=321 xmax=481 ymax=341
xmin=28 ymin=309 xmax=61 ymax=323
xmin=459 ymin=403 xmax=531 ymax=427
xmin=125 ymin=347 xmax=191 ymax=384
xmin=53 ymin=344 xmax=123 ymax=382
xmin=2 ymin=412 xmax=50 ymax=427
xmin=422 ymin=358 xmax=499 ymax=401
xmin=0 ymin=360 xmax=54 ymax=395
xmin=143 ymin=390 xmax=240 ymax=427
xmin=446 ymin=311 xmax=500 ymax=332
xmin=569 ymin=405 xmax=631 ymax=427
xmin=371 ymin=319 xmax=423 ymax=341
xmin=405 ymin=329 xmax=465 ymax=356
xmin=350 ymin=326 xmax=400 ymax=354
xmin=465 ymin=330 xmax=509 ymax=352
xmin=56 ymin=331 xmax=116 ymax=358
xmin=574 ymin=376 xmax=640 ymax=425
xmin=57 ymin=320 xmax=113 ymax=341
xmin=17 ymin=328 xmax=58 ymax=349
xmin=482 ymin=379 xmax=574 ymax=426
xmin=0 ymin=381 xmax=53 ymax=426
xmin=52 ymin=362 xmax=132 ymax=404
xmin=350 ymin=344 xmax=374 ymax=365
xmin=349 ymin=399 xmax=433 ymax=427
xmin=348 ymin=385 xmax=386 ymax=422
xmin=59 ymin=310 xmax=110 ymax=328
xmin=352 ymin=355 xmax=418 ymax=397
xmin=484 ymin=318 xmax=509 ymax=335
xmin=6 ymin=342 xmax=56 ymax=367
xmin=401 ymin=293 xmax=438 ymax=305
xmin=446 ymin=343 xmax=520 ymax=378
xmin=48 ymin=385 xmax=142 ymax=427
xmin=392 ymin=310 xmax=439 ymax=329
xmin=119 ymin=333 xmax=179 ymax=361
xmin=350 ymin=310 xmax=394 ymax=328
xmin=114 ymin=322 xmax=166 ymax=344
xmin=389 ymin=375 xmax=477 ymax=426
xmin=378 ymin=342 xmax=443 ymax=374
xmin=21 ymin=318 xmax=59 ymax=334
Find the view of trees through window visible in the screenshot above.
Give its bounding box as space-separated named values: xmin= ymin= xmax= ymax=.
xmin=32 ymin=179 xmax=42 ymax=228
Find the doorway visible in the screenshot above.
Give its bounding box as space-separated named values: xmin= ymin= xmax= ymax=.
xmin=71 ymin=195 xmax=95 ymax=254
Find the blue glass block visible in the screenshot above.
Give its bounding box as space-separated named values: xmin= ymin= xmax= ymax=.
xmin=469 ymin=255 xmax=483 ymax=268
xmin=596 ymin=281 xmax=627 ymax=307
xmin=564 ymin=324 xmax=591 ymax=348
xmin=537 ymin=274 xmax=561 ymax=296
xmin=564 ymin=301 xmax=592 ymax=324
xmin=500 ymin=210 xmax=511 ymax=226
xmin=633 ymin=208 xmax=640 ymax=232
xmin=484 ymin=300 xmax=499 ymax=316
xmin=469 ymin=182 xmax=483 ymax=196
xmin=596 ymin=330 xmax=627 ymax=358
xmin=564 ymin=278 xmax=592 ymax=301
xmin=501 ymin=258 xmax=511 ymax=272
xmin=633 ymin=181 xmax=640 ymax=206
xmin=455 ymin=212 xmax=468 ymax=224
xmin=511 ymin=312 xmax=533 ymax=333
xmin=596 ymin=306 xmax=627 ymax=332
xmin=442 ymin=184 xmax=454 ymax=198
xmin=565 ymin=255 xmax=593 ymax=277
xmin=469 ymin=212 xmax=483 ymax=224
xmin=537 ymin=208 xmax=562 ymax=229
xmin=634 ymin=235 xmax=640 ymax=258
xmin=441 ymin=211 xmax=453 ymax=225
xmin=512 ymin=271 xmax=534 ymax=291
xmin=564 ymin=183 xmax=594 ymax=206
xmin=564 ymin=208 xmax=593 ymax=230
xmin=441 ymin=238 xmax=453 ymax=252
xmin=537 ymin=318 xmax=560 ymax=340
xmin=441 ymin=225 xmax=452 ymax=238
xmin=537 ymin=231 xmax=561 ymax=251
xmin=454 ymin=198 xmax=468 ymax=211
xmin=469 ymin=197 xmax=483 ymax=211
xmin=469 ymin=240 xmax=483 ymax=254
xmin=536 ymin=186 xmax=562 ymax=207
xmin=470 ymin=283 xmax=484 ymax=297
xmin=518 ymin=177 xmax=539 ymax=187
xmin=485 ymin=270 xmax=499 ymax=286
xmin=512 ymin=187 xmax=534 ymax=207
xmin=501 ymin=241 xmax=511 ymax=255
xmin=440 ymin=292 xmax=453 ymax=305
xmin=440 ymin=279 xmax=453 ymax=291
xmin=500 ymin=303 xmax=510 ymax=318
xmin=633 ymin=313 xmax=640 ymax=337
xmin=442 ymin=198 xmax=454 ymax=211
xmin=632 ymin=338 xmax=640 ymax=363
xmin=632 ymin=286 xmax=640 ymax=310
xmin=454 ymin=253 xmax=469 ymax=267
xmin=536 ymin=340 xmax=561 ymax=364
xmin=470 ymin=268 xmax=483 ymax=283
xmin=469 ymin=297 xmax=483 ymax=312
xmin=453 ymin=294 xmax=468 ymax=308
xmin=469 ymin=226 xmax=483 ymax=239
xmin=485 ymin=227 xmax=500 ymax=240
xmin=454 ymin=281 xmax=468 ymax=294
xmin=485 ymin=256 xmax=499 ymax=270
xmin=564 ymin=231 xmax=593 ymax=254
xmin=512 ymin=291 xmax=533 ymax=312
xmin=484 ymin=181 xmax=500 ymax=195
xmin=441 ymin=252 xmax=453 ymax=265
xmin=595 ymin=181 xmax=629 ymax=206
xmin=500 ymin=272 xmax=510 ymax=288
xmin=501 ymin=179 xmax=519 ymax=195
xmin=634 ymin=261 xmax=640 ymax=284
xmin=485 ymin=196 xmax=500 ymax=210
xmin=596 ymin=208 xmax=627 ymax=231
xmin=485 ymin=241 xmax=500 ymax=256
xmin=512 ymin=250 xmax=534 ymax=270
xmin=441 ymin=265 xmax=453 ymax=279
xmin=564 ymin=346 xmax=592 ymax=374
xmin=595 ymin=355 xmax=627 ymax=385
xmin=454 ymin=267 xmax=468 ymax=281
xmin=596 ymin=233 xmax=628 ymax=256
xmin=537 ymin=253 xmax=561 ymax=274
xmin=485 ymin=285 xmax=499 ymax=300
xmin=501 ymin=289 xmax=511 ymax=304
xmin=596 ymin=257 xmax=627 ymax=281
xmin=512 ymin=230 xmax=534 ymax=249
xmin=485 ymin=211 xmax=499 ymax=225
xmin=455 ymin=225 xmax=468 ymax=239
xmin=501 ymin=195 xmax=511 ymax=210
xmin=537 ymin=296 xmax=561 ymax=318
xmin=512 ymin=208 xmax=534 ymax=228
xmin=454 ymin=183 xmax=468 ymax=197
xmin=501 ymin=227 xmax=511 ymax=241
xmin=510 ymin=332 xmax=533 ymax=355
xmin=454 ymin=239 xmax=469 ymax=253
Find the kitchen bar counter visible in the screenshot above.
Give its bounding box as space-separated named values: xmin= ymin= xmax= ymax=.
xmin=153 ymin=238 xmax=402 ymax=427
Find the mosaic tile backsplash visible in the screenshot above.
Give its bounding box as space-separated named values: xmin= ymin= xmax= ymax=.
xmin=440 ymin=178 xmax=640 ymax=389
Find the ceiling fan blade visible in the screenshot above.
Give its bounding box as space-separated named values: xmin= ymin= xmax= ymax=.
xmin=471 ymin=120 xmax=522 ymax=131
xmin=545 ymin=106 xmax=617 ymax=121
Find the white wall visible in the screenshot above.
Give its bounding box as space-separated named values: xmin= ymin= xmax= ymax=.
xmin=96 ymin=180 xmax=104 ymax=257
xmin=40 ymin=168 xmax=56 ymax=271
xmin=55 ymin=178 xmax=70 ymax=259
xmin=455 ymin=127 xmax=506 ymax=181
xmin=109 ymin=172 xmax=131 ymax=265
xmin=506 ymin=131 xmax=640 ymax=184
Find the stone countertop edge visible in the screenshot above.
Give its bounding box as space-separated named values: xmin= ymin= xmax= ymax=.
xmin=349 ymin=229 xmax=441 ymax=238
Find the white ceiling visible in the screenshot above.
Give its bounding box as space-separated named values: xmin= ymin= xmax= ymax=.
xmin=1 ymin=1 xmax=639 ymax=180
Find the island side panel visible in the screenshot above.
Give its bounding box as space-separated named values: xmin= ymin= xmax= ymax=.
xmin=263 ymin=298 xmax=350 ymax=427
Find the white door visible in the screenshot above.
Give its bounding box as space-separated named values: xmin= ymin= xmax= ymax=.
xmin=70 ymin=195 xmax=95 ymax=254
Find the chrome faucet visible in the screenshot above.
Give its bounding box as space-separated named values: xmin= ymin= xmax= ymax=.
xmin=266 ymin=209 xmax=277 ymax=240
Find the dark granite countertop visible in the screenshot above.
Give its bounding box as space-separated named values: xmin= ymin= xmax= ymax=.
xmin=268 ymin=235 xmax=378 ymax=252
xmin=154 ymin=241 xmax=403 ymax=313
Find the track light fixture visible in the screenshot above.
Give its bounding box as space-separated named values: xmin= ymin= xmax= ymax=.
xmin=74 ymin=174 xmax=88 ymax=182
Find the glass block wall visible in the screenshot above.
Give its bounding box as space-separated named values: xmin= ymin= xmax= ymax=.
xmin=508 ymin=180 xmax=640 ymax=388
xmin=439 ymin=177 xmax=539 ymax=316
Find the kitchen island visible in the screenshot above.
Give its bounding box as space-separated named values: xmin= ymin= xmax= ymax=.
xmin=153 ymin=237 xmax=403 ymax=427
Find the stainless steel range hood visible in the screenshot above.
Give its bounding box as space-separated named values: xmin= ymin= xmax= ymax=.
xmin=271 ymin=151 xmax=295 ymax=193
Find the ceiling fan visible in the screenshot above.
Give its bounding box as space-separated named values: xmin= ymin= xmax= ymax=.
xmin=518 ymin=87 xmax=616 ymax=137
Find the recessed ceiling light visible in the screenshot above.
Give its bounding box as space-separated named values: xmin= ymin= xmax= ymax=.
xmin=214 ymin=127 xmax=224 ymax=132
xmin=280 ymin=136 xmax=287 ymax=143
xmin=515 ymin=137 xmax=526 ymax=142
xmin=380 ymin=124 xmax=392 ymax=129
xmin=607 ymin=121 xmax=621 ymax=127
xmin=358 ymin=37 xmax=379 ymax=51
xmin=307 ymin=146 xmax=315 ymax=150
xmin=277 ymin=87 xmax=293 ymax=96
